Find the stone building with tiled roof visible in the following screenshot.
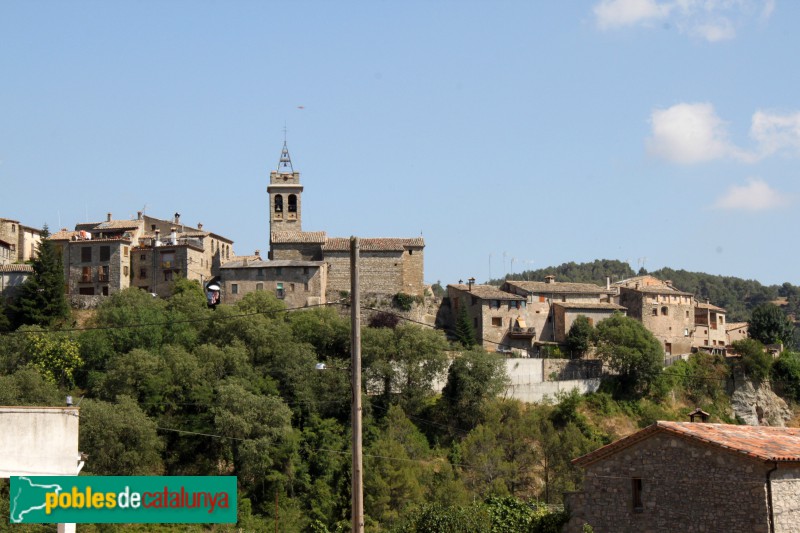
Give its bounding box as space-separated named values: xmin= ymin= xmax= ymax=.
xmin=0 ymin=263 xmax=33 ymax=301
xmin=266 ymin=143 xmax=425 ymax=301
xmin=0 ymin=218 xmax=41 ymax=265
xmin=565 ymin=421 xmax=800 ymax=533
xmin=219 ymin=255 xmax=327 ymax=308
xmin=501 ymin=276 xmax=620 ymax=350
xmin=447 ymin=281 xmax=528 ymax=353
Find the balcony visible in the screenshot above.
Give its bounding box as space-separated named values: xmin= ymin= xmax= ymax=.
xmin=161 ymin=261 xmax=173 ymax=269
xmin=509 ymin=326 xmax=536 ymax=338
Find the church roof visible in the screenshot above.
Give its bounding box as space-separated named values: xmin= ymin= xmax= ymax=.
xmin=271 ymin=231 xmax=327 ymax=244
xmin=323 ymin=237 xmax=424 ymax=252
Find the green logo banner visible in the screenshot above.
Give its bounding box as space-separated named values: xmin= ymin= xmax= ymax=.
xmin=9 ymin=476 xmax=237 ymax=523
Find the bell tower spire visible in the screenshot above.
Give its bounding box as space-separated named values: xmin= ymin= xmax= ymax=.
xmin=267 ymin=136 xmax=303 ymax=235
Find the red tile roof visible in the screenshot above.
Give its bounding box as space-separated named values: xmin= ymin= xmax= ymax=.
xmin=505 ymin=280 xmax=611 ymax=294
xmin=574 ymin=422 xmax=800 ymax=467
xmin=271 ymin=231 xmax=327 ymax=244
xmin=0 ymin=264 xmax=33 ymax=273
xmin=448 ymin=284 xmax=525 ymax=300
xmin=323 ymin=237 xmax=424 ymax=252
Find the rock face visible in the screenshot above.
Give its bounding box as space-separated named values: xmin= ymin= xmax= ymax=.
xmin=731 ymin=379 xmax=792 ymax=426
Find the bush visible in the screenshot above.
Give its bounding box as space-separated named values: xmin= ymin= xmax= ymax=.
xmin=732 ymin=339 xmax=772 ymax=382
xmin=771 ymin=351 xmax=800 ymax=402
xmin=393 ymin=293 xmax=418 ymax=312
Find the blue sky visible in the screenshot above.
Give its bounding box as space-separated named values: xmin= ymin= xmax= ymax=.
xmin=2 ymin=0 xmax=797 ymax=286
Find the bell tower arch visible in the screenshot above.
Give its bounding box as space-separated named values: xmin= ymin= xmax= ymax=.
xmin=267 ymin=141 xmax=303 ymax=234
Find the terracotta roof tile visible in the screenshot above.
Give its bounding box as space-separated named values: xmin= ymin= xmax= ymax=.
xmin=696 ymin=302 xmax=726 ymax=312
xmin=271 ymin=231 xmax=327 ymax=244
xmin=48 ymin=230 xmax=81 ymax=241
xmin=505 ymin=280 xmax=612 ymax=295
xmin=0 ymin=264 xmax=33 ymax=273
xmin=553 ymin=302 xmax=626 ymax=311
xmin=726 ymin=322 xmax=749 ymax=332
xmin=91 ymin=220 xmax=143 ymax=230
xmin=448 ymin=284 xmax=525 ymax=300
xmin=323 ymin=237 xmax=424 ymax=252
xmin=574 ymin=422 xmax=800 ymax=467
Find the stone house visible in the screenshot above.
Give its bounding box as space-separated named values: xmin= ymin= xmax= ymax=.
xmin=0 ymin=218 xmax=41 ymax=264
xmin=694 ymin=301 xmax=728 ymax=352
xmin=50 ymin=212 xmax=234 ymax=299
xmin=727 ymin=321 xmax=749 ymax=344
xmin=267 ymin=143 xmax=425 ymax=301
xmin=0 ymin=264 xmax=33 ymax=301
xmin=614 ymin=276 xmax=696 ymax=356
xmin=565 ymin=421 xmax=800 ymax=533
xmin=447 ymin=282 xmax=529 ymax=353
xmin=219 ymin=256 xmax=327 ymax=308
xmin=501 ymin=277 xmax=619 ymax=345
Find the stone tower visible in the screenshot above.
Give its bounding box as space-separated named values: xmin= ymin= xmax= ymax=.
xmin=267 ymin=142 xmax=303 ymax=233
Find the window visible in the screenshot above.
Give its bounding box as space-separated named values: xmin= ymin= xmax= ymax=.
xmin=632 ymin=478 xmax=643 ymax=512
xmin=123 ymin=266 xmax=129 ymax=276
xmin=304 ymin=282 xmax=309 ymax=291
xmin=290 ymin=283 xmax=295 ymax=292
xmin=661 ymin=306 xmax=668 ymax=316
xmin=81 ymin=247 xmax=92 ymax=262
xmin=139 ymin=268 xmax=147 ymax=279
xmin=141 ymin=254 xmax=147 ymax=261
xmin=492 ymin=317 xmax=502 ymax=327
xmin=256 ymin=283 xmax=263 ymax=291
xmin=539 ymin=295 xmax=546 ymax=303
xmin=123 ymin=246 xmax=129 ymax=257
xmin=276 ymin=267 xmax=282 ymax=275
xmin=79 ymin=287 xmax=94 ymax=295
xmin=686 ymin=310 xmax=690 ymax=318
xmin=102 ymin=286 xmax=109 ymax=296
xmin=303 ymin=267 xmax=309 ymax=275
xmin=276 ymin=282 xmax=285 ymax=299
xmin=81 ymin=266 xmax=91 ymax=282
xmin=232 ymin=284 xmax=239 ymax=294
xmin=257 ymin=268 xmax=265 ymax=278
xmin=11 ymin=224 xmax=15 ymax=233
xmin=161 ymin=252 xmax=175 ymax=269
xmin=274 ymin=194 xmax=283 ymax=212
xmin=164 ymin=271 xmax=174 ymax=282
xmin=409 ymin=249 xmax=413 ymax=255
xmin=288 ymin=194 xmax=297 ymax=212
xmin=100 ymin=246 xmax=110 ymax=262
xmin=652 ymin=308 xmax=658 ymax=316
xmin=98 ymin=265 xmax=109 ymax=281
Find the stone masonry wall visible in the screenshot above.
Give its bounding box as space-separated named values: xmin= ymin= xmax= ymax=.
xmin=772 ymin=467 xmax=800 ymax=533
xmin=564 ymin=432 xmax=771 ymax=533
xmin=325 ymin=250 xmax=405 ymax=298
xmin=401 ymin=247 xmax=424 ymax=296
xmin=271 ymin=243 xmax=322 ymax=261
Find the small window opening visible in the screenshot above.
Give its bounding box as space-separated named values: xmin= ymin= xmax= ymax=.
xmin=632 ymin=478 xmax=643 ymax=512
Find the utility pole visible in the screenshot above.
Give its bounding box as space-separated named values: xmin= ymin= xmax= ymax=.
xmin=349 ymin=236 xmax=364 ymax=533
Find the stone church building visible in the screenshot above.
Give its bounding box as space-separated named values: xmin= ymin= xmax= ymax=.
xmin=264 ymin=143 xmax=425 ymax=302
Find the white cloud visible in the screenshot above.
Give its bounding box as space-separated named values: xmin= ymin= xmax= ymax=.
xmin=594 ymin=0 xmax=671 ymax=30
xmin=647 ymin=103 xmax=748 ymax=164
xmin=593 ymin=0 xmax=773 ymax=42
xmin=713 ymin=178 xmax=790 ymax=211
xmin=750 ymin=110 xmax=800 ymax=157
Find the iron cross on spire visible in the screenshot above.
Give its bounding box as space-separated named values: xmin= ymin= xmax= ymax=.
xmin=278 ymin=125 xmax=293 ymax=172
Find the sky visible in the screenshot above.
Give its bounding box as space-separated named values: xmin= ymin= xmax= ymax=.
xmin=1 ymin=0 xmax=798 ymax=287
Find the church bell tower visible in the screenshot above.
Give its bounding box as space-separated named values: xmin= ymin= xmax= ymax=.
xmin=267 ymin=141 xmax=303 ymax=234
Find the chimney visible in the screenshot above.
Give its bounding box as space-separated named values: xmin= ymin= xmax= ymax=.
xmin=107 ymin=212 xmax=112 ymax=222
xmin=468 ymin=277 xmax=475 ymax=291
xmin=137 ymin=211 xmax=142 ymax=220
xmin=197 ymin=222 xmax=203 ymax=230
xmin=154 ymin=229 xmax=161 ymax=247
xmin=545 ymin=275 xmax=555 ymax=284
xmin=174 ymin=212 xmax=181 ymax=224
xmin=606 ymin=277 xmax=611 ymax=291
xmin=170 ymin=227 xmax=177 ymax=245
xmin=243 ymin=258 xmax=248 ymax=267
xmin=665 ymin=280 xmax=672 ymax=287
xmin=255 ymin=249 xmax=260 ymax=257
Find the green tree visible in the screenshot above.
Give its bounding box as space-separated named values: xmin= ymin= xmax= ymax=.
xmin=10 ymin=226 xmax=70 ymax=328
xmin=21 ymin=330 xmax=83 ymax=387
xmin=749 ymin=303 xmax=795 ymax=347
xmin=771 ymin=351 xmax=800 ymax=402
xmin=79 ymin=396 xmax=164 ymax=475
xmin=593 ymin=313 xmax=663 ymax=398
xmin=453 ymin=306 xmax=477 ymax=348
xmin=732 ymin=338 xmax=772 ymax=382
xmin=440 ymin=349 xmax=509 ymax=432
xmin=565 ymin=315 xmax=594 ymax=358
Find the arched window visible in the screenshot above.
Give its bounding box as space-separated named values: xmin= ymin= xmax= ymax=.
xmin=661 ymin=306 xmax=668 ymax=316
xmin=274 ymin=194 xmax=283 ymax=212
xmin=288 ymin=194 xmax=297 ymax=213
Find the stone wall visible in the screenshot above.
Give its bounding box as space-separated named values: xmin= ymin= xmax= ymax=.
xmin=564 ymin=432 xmax=772 ymax=533
xmin=271 ymin=243 xmax=322 ymax=261
xmin=220 ymin=264 xmax=325 ymax=309
xmin=772 ymin=468 xmax=800 ymax=533
xmin=325 ymin=250 xmax=406 ymax=299
xmin=63 ymin=240 xmax=131 ymax=296
xmin=401 ymin=247 xmax=424 ymax=296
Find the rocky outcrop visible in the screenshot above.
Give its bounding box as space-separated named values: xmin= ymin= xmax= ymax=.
xmin=730 ymin=379 xmax=792 ymax=426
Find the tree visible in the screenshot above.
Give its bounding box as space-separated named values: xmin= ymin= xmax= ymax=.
xmin=10 ymin=226 xmax=70 ymax=328
xmin=749 ymin=303 xmax=795 ymax=347
xmin=453 ymin=306 xmax=476 ymax=348
xmin=440 ymin=349 xmax=509 ymax=432
xmin=593 ymin=313 xmax=663 ymax=398
xmin=565 ymin=315 xmax=593 ymax=358
xmin=771 ymin=351 xmax=800 ymax=402
xmin=731 ymin=338 xmax=772 ymax=382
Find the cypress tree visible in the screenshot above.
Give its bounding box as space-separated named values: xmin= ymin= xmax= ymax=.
xmin=11 ymin=225 xmax=70 ymax=328
xmin=454 ymin=305 xmax=477 ymax=348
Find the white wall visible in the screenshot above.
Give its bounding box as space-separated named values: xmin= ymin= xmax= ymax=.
xmin=0 ymin=407 xmax=80 ymax=477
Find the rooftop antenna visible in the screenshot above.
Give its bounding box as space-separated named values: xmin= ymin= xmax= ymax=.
xmin=278 ymin=124 xmax=293 ymax=173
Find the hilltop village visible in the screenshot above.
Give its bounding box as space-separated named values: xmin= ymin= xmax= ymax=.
xmin=2 ymin=144 xmax=748 ymax=362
